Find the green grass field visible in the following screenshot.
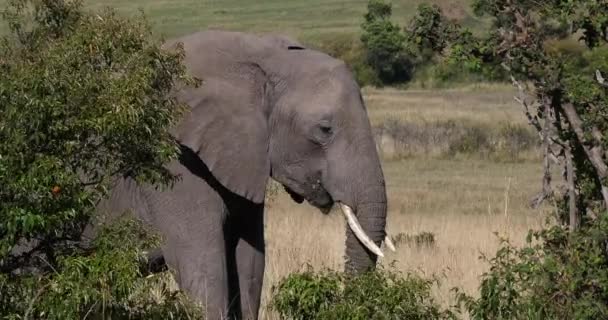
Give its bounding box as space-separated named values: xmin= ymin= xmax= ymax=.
xmin=0 ymin=0 xmax=486 ymax=40
xmin=86 ymin=0 xmax=483 ymax=39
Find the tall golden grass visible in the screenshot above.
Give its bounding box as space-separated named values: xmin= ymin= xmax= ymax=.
xmin=259 ymin=86 xmax=551 ymax=319
xmin=151 ymin=86 xmax=549 ymax=319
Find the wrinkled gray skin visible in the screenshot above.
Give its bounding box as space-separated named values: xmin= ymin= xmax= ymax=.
xmin=96 ymin=30 xmax=387 ymax=320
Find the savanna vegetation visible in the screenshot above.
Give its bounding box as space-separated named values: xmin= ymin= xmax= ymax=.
xmin=2 ymin=0 xmax=608 ymax=319
xmin=271 ymin=0 xmax=608 ymax=319
xmin=0 ymin=0 xmax=201 ymax=318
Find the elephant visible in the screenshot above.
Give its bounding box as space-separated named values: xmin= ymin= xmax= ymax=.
xmin=95 ymin=30 xmax=391 ymax=320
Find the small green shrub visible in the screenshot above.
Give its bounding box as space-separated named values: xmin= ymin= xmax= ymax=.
xmin=456 ymin=214 xmax=608 ymax=320
xmin=392 ymin=231 xmax=436 ymax=248
xmin=494 ymin=123 xmax=538 ymax=161
xmin=272 ymin=268 xmax=455 ymax=320
xmin=271 ymin=268 xmax=341 ymax=320
xmin=0 ymin=217 xmax=203 ymax=319
xmin=448 ymin=125 xmax=490 ymax=156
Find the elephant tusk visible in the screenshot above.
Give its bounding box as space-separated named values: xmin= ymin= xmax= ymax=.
xmin=339 ymin=203 xmax=384 ymax=258
xmin=384 ymin=235 xmax=396 ymax=252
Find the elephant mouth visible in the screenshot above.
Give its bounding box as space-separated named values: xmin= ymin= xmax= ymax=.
xmin=283 ymin=185 xmax=334 ymax=214
xmin=284 ymin=185 xmax=305 ymax=203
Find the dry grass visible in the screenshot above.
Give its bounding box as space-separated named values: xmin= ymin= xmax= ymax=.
xmin=259 ymin=87 xmax=552 ymax=319
xmin=363 ymin=85 xmax=527 ymax=127
xmin=0 ymin=2 xmax=549 ymax=318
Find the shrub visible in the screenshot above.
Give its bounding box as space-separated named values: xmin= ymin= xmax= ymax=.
xmin=376 ymin=119 xmax=538 ymax=161
xmin=391 ymin=231 xmax=436 ymax=248
xmin=456 ymin=214 xmax=608 ymax=320
xmin=406 ymin=4 xmax=457 ymax=60
xmin=360 ymin=0 xmax=413 ymax=84
xmin=0 ymin=217 xmax=203 ymax=319
xmin=272 ymin=268 xmax=455 ymax=320
xmin=0 ymin=0 xmax=200 ymax=318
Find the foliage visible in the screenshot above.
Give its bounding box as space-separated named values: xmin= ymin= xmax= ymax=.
xmin=479 ymin=0 xmax=607 ymax=226
xmin=414 ymin=0 xmax=608 ymax=226
xmin=0 ymin=218 xmax=203 ymax=319
xmin=272 ymin=267 xmax=455 ymax=320
xmin=359 ymin=1 xmax=507 ymax=86
xmin=360 ymin=0 xmax=412 ymax=84
xmin=406 ymin=4 xmax=458 ymax=61
xmin=456 ymin=214 xmax=608 ymax=320
xmin=0 ymin=0 xmax=200 ymax=318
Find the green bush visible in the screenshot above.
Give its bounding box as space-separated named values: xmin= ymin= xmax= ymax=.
xmin=391 ymin=231 xmax=436 ymax=248
xmin=0 ymin=0 xmax=200 ymax=318
xmin=272 ymin=268 xmax=455 ymax=320
xmin=456 ymin=214 xmax=608 ymax=320
xmin=360 ymin=0 xmax=413 ymax=84
xmin=0 ymin=218 xmax=203 ymax=319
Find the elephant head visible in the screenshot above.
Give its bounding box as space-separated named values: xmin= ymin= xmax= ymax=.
xmin=166 ymin=31 xmax=390 ymax=272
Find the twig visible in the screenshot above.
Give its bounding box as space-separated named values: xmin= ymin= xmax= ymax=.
xmin=513 ymin=77 xmax=556 ymax=208
xmin=504 ymin=176 xmax=512 ymax=217
xmin=539 ymin=100 xmax=553 ymax=208
xmin=24 ymin=283 xmax=50 ymax=320
xmin=565 ymin=146 xmax=579 ymax=230
xmin=82 ymin=302 xmax=98 ymax=320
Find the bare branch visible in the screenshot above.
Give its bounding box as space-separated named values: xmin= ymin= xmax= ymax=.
xmin=561 ymin=103 xmax=608 ymax=209
xmin=513 ymin=77 xmax=558 ymax=208
xmin=587 ymin=207 xmax=599 ymax=221
xmin=531 ymin=105 xmax=555 ymax=209
xmin=597 ymin=70 xmax=608 ymax=88
xmin=565 ymin=146 xmax=578 ymax=230
xmin=511 ymin=76 xmax=542 ymax=133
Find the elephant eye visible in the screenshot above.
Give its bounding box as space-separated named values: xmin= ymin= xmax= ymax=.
xmin=309 ymin=123 xmax=334 ymax=146
xmin=320 ymin=125 xmax=333 ymax=135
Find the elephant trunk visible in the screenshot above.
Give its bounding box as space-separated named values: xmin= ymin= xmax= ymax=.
xmin=344 ymin=183 xmax=387 ymax=273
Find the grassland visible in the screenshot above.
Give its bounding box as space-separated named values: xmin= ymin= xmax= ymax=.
xmin=261 ymin=86 xmax=549 ymax=319
xmin=0 ymin=0 xmax=486 ymax=40
xmin=83 ymin=0 xmax=485 ymax=40
xmin=364 ymin=84 xmax=527 ymax=127
xmin=0 ymin=1 xmax=548 ymax=318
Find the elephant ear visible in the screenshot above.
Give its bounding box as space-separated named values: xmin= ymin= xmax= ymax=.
xmin=174 ymin=62 xmax=270 ymax=203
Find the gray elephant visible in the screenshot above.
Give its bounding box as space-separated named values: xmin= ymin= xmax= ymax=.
xmin=96 ymin=30 xmax=391 ymax=320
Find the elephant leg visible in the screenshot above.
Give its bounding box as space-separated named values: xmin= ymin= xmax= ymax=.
xmin=168 ymin=234 xmax=231 ymax=320
xmin=226 ymin=203 xmax=266 ymax=320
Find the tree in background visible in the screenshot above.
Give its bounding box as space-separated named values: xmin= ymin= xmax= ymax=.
xmin=457 ymin=0 xmax=608 ymax=229
xmin=360 ymin=0 xmax=412 ymax=84
xmin=0 ymin=0 xmax=201 ymax=318
xmin=405 ymin=4 xmax=458 ymax=63
xmin=422 ymin=0 xmax=608 ymax=318
xmin=359 ymin=1 xmax=506 ymax=86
